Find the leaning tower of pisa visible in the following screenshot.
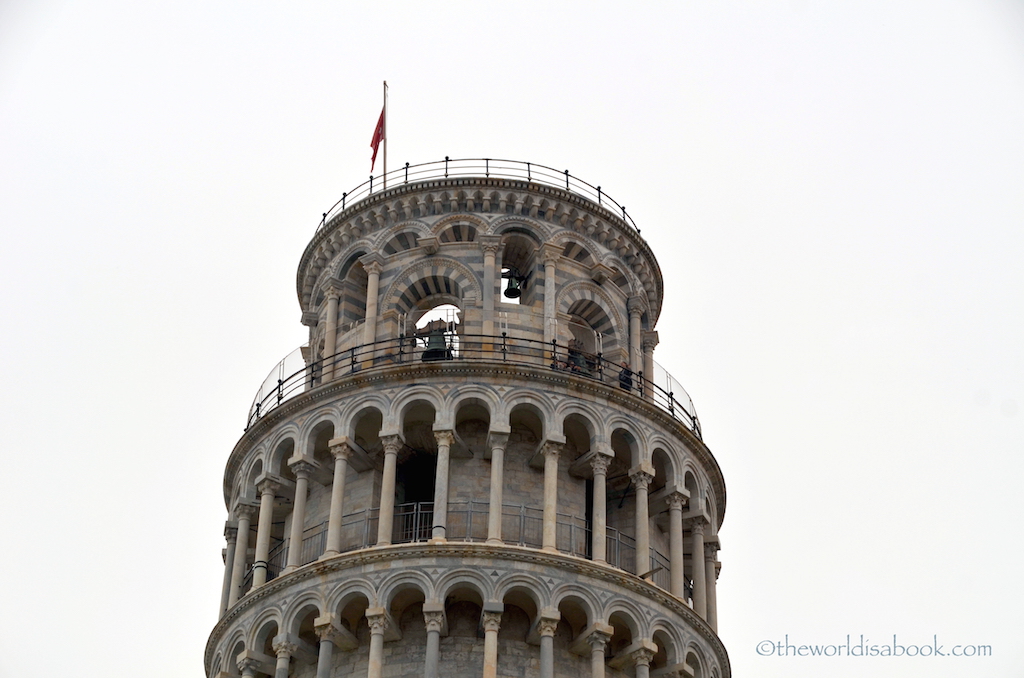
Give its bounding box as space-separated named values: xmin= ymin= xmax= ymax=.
xmin=206 ymin=159 xmax=729 ymax=678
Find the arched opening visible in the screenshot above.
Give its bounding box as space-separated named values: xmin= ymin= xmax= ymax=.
xmin=441 ymin=584 xmax=486 ymax=674
xmin=607 ymin=612 xmax=636 ymax=662
xmin=499 ymin=230 xmax=539 ymax=306
xmin=395 ymin=401 xmax=437 ymax=542
xmin=607 ymin=428 xmax=639 ymax=573
xmin=412 ymin=303 xmax=461 ymax=361
xmin=254 ymin=620 xmax=280 ymax=677
xmin=504 ymin=403 xmax=545 ymax=545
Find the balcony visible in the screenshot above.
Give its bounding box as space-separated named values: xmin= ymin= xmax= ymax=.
xmin=242 ymin=501 xmax=687 ymax=602
xmin=245 ymin=332 xmax=700 ymax=438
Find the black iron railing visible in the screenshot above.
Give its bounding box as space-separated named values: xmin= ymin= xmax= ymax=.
xmin=246 ymin=501 xmax=680 ymax=597
xmin=317 ymin=158 xmax=640 ymax=234
xmin=246 ymin=333 xmax=700 ymax=438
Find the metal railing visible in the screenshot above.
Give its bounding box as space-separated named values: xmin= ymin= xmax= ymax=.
xmin=245 ymin=501 xmax=680 ymax=597
xmin=246 ymin=333 xmax=700 ymax=438
xmin=317 ymin=157 xmax=640 ymax=234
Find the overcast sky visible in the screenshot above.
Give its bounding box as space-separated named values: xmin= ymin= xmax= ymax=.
xmin=1 ymin=2 xmax=1022 ymax=677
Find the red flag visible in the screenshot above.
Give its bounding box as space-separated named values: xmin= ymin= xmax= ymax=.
xmin=370 ymin=107 xmax=385 ymax=171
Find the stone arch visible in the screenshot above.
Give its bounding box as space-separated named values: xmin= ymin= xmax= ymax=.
xmin=221 ymin=632 xmax=246 ymax=676
xmin=558 ymin=280 xmax=624 ymax=343
xmin=651 ymin=446 xmax=676 ymax=491
xmin=550 ymin=584 xmax=600 ymax=629
xmin=494 ymin=572 xmax=548 ymax=610
xmin=301 ymin=412 xmax=338 ymax=461
xmin=552 ymin=231 xmax=601 ymax=266
xmin=490 ymin=215 xmax=553 ymax=241
xmin=379 ymin=570 xmax=436 ymax=609
xmin=266 ymin=430 xmax=299 ymax=477
xmin=432 ymin=213 xmax=487 ymax=243
xmin=436 ymin=568 xmax=494 ymax=603
xmin=248 ymin=608 xmax=283 ymax=653
xmin=684 ymin=644 xmax=710 ymax=678
xmin=283 ymin=592 xmax=325 ymax=636
xmin=327 ymin=579 xmax=377 ymax=615
xmin=381 ymin=257 xmax=481 ymax=317
xmin=649 ymin=619 xmax=685 ymax=668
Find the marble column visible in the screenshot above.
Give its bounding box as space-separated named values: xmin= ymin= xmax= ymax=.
xmin=219 ymin=523 xmax=238 ymax=614
xmin=366 ymin=611 xmax=389 ymax=678
xmin=486 ymin=433 xmax=509 ymax=544
xmin=590 ymin=454 xmax=610 ymax=563
xmin=423 ymin=608 xmax=445 ymax=678
xmin=376 ymin=435 xmax=402 ymax=546
xmin=538 ymin=617 xmax=559 ymax=678
xmin=228 ymin=505 xmax=256 ymax=607
xmin=588 ymin=631 xmax=610 ymax=678
xmin=687 ymin=518 xmax=707 ymax=619
xmin=481 ymin=610 xmax=502 ymax=678
xmin=283 ymin=461 xmax=314 ymax=573
xmin=431 ymin=430 xmax=454 ymax=542
xmin=641 ymin=332 xmax=658 ymax=401
xmin=631 ymin=646 xmax=655 ymax=678
xmin=541 ymin=442 xmax=562 ymax=552
xmin=322 ymin=441 xmax=351 ymax=557
xmin=541 ymin=244 xmax=560 ymax=348
xmin=627 ymin=297 xmax=644 ymax=371
xmin=251 ymin=478 xmax=280 ymax=590
xmin=705 ymin=542 xmax=719 ymax=632
xmin=480 ymin=238 xmax=501 ymax=338
xmin=272 ymin=640 xmax=295 ymax=678
xmin=322 ymin=287 xmax=340 ymax=380
xmin=667 ymin=492 xmax=686 ymax=599
xmin=314 ymin=623 xmax=335 ymax=678
xmin=630 ymin=470 xmax=653 ymax=577
xmin=360 ymin=257 xmax=383 ymax=349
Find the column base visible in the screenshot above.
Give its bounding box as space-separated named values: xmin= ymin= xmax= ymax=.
xmin=485 ymin=538 xmax=503 ymax=546
xmin=542 ymin=546 xmax=558 ymax=554
xmin=318 ymin=550 xmax=340 ymax=560
xmin=428 ymin=537 xmax=447 ymax=545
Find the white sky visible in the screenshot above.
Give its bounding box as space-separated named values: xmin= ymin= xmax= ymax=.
xmin=1 ymin=2 xmax=1022 ymax=677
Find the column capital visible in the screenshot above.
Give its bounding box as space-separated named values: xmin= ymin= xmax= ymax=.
xmin=590 ymin=453 xmax=610 ymax=476
xmin=272 ymin=640 xmax=297 ymax=658
xmin=481 ymin=611 xmax=502 ymax=633
xmin=381 ymin=434 xmax=403 ymax=456
xmin=629 ymin=469 xmax=654 ymax=492
xmin=424 ymin=610 xmax=445 ymax=633
xmin=223 ymin=523 xmax=239 ymax=542
xmin=587 ymin=628 xmax=611 ymax=651
xmin=666 ymin=491 xmax=687 ymax=511
xmin=641 ymin=330 xmax=659 ymax=352
xmin=541 ymin=242 xmax=562 ymax=265
xmin=329 ymin=441 xmax=352 ymax=461
xmin=288 ymin=459 xmax=316 ymax=480
xmin=541 ymin=441 xmax=562 ymax=459
xmin=324 ymin=286 xmax=341 ymax=302
xmin=237 ymin=657 xmax=260 ymax=675
xmin=627 ymin=296 xmax=646 ymax=317
xmin=233 ymin=502 xmax=257 ymax=521
xmin=358 ymin=252 xmax=385 ymax=273
xmin=256 ymin=478 xmax=280 ymax=496
xmin=704 ymin=541 xmax=719 ymax=560
xmin=366 ymin=611 xmax=390 ymax=635
xmin=487 ymin=430 xmax=510 ymax=449
xmin=685 ymin=516 xmax=707 ymax=535
xmin=433 ymin=429 xmax=455 ymax=448
xmin=537 ymin=618 xmax=559 ymax=637
xmin=630 ymin=646 xmax=656 ymax=668
xmin=479 ymin=235 xmax=503 ymax=255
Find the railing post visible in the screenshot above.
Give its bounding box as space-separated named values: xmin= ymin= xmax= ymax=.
xmin=527 ymin=162 xmax=531 ymax=181
xmin=276 ymin=379 xmax=283 ymax=405
xmin=444 ymin=156 xmax=449 ymax=177
xmin=342 ymin=191 xmax=347 ymax=211
xmin=550 ymin=339 xmax=558 ymax=368
xmin=369 ymin=174 xmax=373 ymax=193
xmin=668 ymin=391 xmax=675 ymax=416
xmin=597 ymin=185 xmax=602 ymax=204
xmin=485 ymin=158 xmax=489 ymax=177
xmin=501 ymin=332 xmax=507 ymax=361
xmin=404 ymin=162 xmax=409 ymax=183
xmin=564 ymin=169 xmax=570 ymax=190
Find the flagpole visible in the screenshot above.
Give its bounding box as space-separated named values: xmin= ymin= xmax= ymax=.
xmin=382 ymin=80 xmax=388 ymax=189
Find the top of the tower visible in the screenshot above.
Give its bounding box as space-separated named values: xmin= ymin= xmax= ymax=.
xmin=296 ymin=158 xmax=665 ymax=322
